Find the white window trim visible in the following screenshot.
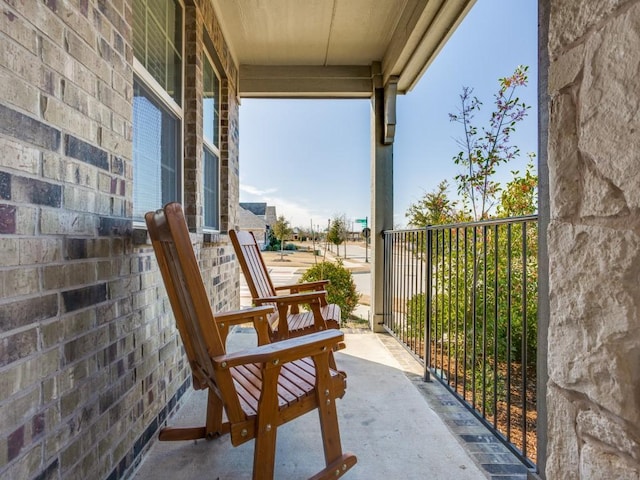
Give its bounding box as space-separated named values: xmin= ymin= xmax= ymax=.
xmin=202 ymin=49 xmax=221 ymax=233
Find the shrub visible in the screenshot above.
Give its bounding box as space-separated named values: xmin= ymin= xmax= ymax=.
xmin=299 ymin=260 xmax=359 ymax=323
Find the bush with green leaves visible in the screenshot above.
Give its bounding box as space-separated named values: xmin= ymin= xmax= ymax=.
xmin=299 ymin=260 xmax=359 ymax=323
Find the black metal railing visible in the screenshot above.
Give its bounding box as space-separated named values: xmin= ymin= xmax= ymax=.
xmin=382 ymin=216 xmax=538 ymax=467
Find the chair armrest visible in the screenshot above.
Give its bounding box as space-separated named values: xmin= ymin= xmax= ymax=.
xmin=212 ymin=329 xmax=343 ymax=370
xmin=253 ymin=290 xmax=327 ymax=306
xmin=214 ymin=305 xmax=274 ymax=325
xmin=274 ymin=280 xmax=329 ymax=293
xmin=214 ymin=305 xmax=273 ymax=346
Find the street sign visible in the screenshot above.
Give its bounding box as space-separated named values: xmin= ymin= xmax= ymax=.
xmin=355 ymin=218 xmax=367 ymax=224
xmin=362 ymin=227 xmax=371 ymax=238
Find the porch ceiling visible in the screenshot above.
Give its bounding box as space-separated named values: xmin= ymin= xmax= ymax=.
xmin=210 ymin=0 xmax=475 ymax=98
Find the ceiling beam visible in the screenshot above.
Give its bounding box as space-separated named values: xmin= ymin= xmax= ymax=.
xmin=239 ymin=65 xmax=373 ymax=98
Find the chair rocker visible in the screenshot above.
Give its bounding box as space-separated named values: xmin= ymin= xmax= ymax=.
xmin=229 ymin=229 xmax=341 ymax=342
xmin=145 ymin=203 xmax=356 ymax=480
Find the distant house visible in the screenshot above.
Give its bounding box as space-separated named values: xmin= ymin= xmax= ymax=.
xmin=238 ymin=202 xmax=277 ymax=248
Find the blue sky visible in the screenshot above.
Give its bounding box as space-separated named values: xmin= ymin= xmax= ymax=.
xmin=238 ymin=0 xmax=538 ymax=229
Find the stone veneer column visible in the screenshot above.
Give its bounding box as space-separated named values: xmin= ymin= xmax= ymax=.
xmin=546 ymin=0 xmax=640 ymax=477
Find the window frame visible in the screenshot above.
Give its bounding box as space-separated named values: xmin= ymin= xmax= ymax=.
xmin=202 ymin=48 xmax=221 ymax=232
xmin=131 ymin=0 xmax=185 ymax=226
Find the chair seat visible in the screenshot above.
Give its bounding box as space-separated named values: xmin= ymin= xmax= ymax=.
xmin=232 ymin=357 xmax=346 ymax=416
xmin=268 ymin=304 xmax=341 ymax=335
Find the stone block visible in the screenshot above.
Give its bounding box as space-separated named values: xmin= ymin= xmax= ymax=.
xmin=577 ymin=409 xmax=640 ymax=462
xmin=548 ymin=221 xmax=640 ymax=424
xmin=549 ymin=0 xmax=628 ymax=57
xmin=580 ymin=156 xmax=629 ymax=217
xmin=578 ymin=3 xmax=640 ymax=209
xmin=580 ymin=443 xmax=640 ymax=478
xmin=546 ymin=382 xmax=580 ymax=480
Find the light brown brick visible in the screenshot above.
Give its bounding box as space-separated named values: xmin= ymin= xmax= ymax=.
xmin=15 ymin=205 xmax=37 ymax=235
xmin=4 ymin=266 xmax=39 ymax=297
xmin=19 ymin=237 xmax=61 ymax=265
xmin=0 ymin=238 xmax=20 ymax=267
xmin=40 ymin=209 xmax=96 ymax=236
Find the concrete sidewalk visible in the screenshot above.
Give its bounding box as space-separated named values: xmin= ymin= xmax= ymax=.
xmin=131 ymin=328 xmax=486 ymax=480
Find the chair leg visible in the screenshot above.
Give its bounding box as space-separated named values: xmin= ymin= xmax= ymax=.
xmin=252 ymin=367 xmax=281 ymax=480
xmin=312 ymin=352 xmax=357 ymax=479
xmin=205 ymin=389 xmax=224 ymax=438
xmin=314 ymin=352 xmax=343 ymax=464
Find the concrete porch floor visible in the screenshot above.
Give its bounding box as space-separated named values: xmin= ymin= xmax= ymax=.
xmin=131 ymin=324 xmax=530 ymax=480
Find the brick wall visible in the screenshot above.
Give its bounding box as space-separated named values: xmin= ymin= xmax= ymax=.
xmin=0 ymin=1 xmax=240 ymax=479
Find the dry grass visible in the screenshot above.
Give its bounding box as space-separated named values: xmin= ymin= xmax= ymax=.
xmin=261 ymin=249 xmax=326 ymax=268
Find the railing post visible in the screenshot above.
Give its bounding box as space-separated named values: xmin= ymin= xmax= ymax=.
xmin=424 ymin=226 xmax=432 ymax=382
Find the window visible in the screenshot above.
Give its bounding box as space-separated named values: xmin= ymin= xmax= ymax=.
xmin=202 ymin=53 xmax=220 ymax=229
xmin=133 ymin=0 xmax=182 ymax=105
xmin=132 ymin=0 xmax=183 ymax=220
xmin=132 ymin=81 xmax=180 ymax=218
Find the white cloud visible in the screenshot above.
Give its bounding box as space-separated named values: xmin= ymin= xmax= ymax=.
xmin=239 ymin=184 xmax=278 ymax=196
xmin=240 ymin=183 xmax=331 ymax=228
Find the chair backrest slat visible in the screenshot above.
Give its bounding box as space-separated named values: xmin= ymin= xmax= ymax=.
xmin=230 ymin=230 xmax=277 ymax=300
xmin=146 ymin=204 xmax=225 ymax=374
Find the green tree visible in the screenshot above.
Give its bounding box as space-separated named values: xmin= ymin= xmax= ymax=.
xmin=272 ymin=215 xmax=292 ymax=260
xmin=450 ymin=65 xmax=532 ymax=220
xmin=405 ymin=180 xmax=469 ymax=227
xmin=299 ymin=259 xmax=359 ymax=322
xmin=327 ymin=215 xmax=346 ymax=255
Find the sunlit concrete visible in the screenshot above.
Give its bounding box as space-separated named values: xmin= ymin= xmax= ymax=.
xmin=131 ymin=328 xmax=486 ymax=479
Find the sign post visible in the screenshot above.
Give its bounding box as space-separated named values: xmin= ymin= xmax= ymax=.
xmin=356 ymin=217 xmax=369 ymax=262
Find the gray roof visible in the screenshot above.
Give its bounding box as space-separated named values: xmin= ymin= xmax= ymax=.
xmin=239 ymin=202 xmax=267 ymax=216
xmin=238 ymin=206 xmax=268 ymax=230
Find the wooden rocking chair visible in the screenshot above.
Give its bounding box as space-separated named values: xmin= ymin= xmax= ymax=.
xmin=229 ymin=229 xmax=341 ymax=341
xmin=145 ymin=203 xmax=356 ymax=480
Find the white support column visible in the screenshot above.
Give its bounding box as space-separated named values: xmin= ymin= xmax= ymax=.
xmin=369 ymin=71 xmax=395 ymax=333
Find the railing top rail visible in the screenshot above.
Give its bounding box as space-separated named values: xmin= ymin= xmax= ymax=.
xmin=383 ymin=228 xmax=425 ymax=235
xmin=384 ymin=214 xmax=538 ymax=235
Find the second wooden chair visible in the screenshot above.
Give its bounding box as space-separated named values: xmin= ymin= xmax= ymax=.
xmin=229 ymin=229 xmax=341 ymax=341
